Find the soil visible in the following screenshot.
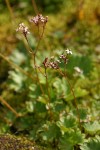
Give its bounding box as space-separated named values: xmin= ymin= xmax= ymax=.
xmin=0 ymin=134 xmax=44 ymax=150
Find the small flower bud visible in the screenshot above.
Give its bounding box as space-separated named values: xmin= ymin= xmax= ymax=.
xmin=43 ymin=57 xmax=49 ymax=68
xmin=16 ymin=23 xmax=30 ymax=37
xmin=30 ymin=14 xmax=48 ymax=26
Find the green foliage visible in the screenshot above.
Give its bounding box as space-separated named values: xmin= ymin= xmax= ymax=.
xmin=65 ymin=87 xmax=88 ymax=102
xmin=1 ymin=29 xmax=99 ymax=150
xmin=80 ymin=136 xmax=100 ymax=150
xmin=8 ymin=70 xmax=27 ymax=91
xmin=84 ymin=121 xmax=100 ymax=135
xmin=59 ymin=130 xmax=85 ymax=150
xmin=53 ymin=77 xmax=68 ymax=97
xmin=39 ymin=122 xmax=61 ymax=142
xmin=57 ymin=116 xmax=76 ymax=133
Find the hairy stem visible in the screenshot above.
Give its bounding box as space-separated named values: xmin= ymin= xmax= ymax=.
xmin=45 ymin=68 xmax=51 ymax=102
xmin=30 ymin=26 xmax=45 ymax=95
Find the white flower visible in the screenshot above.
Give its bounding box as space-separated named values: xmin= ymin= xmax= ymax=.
xmin=65 ymin=49 xmax=72 ymax=55
xmin=16 ymin=23 xmax=30 ymax=36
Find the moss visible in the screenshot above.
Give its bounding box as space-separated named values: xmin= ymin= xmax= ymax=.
xmin=0 ymin=134 xmax=44 ymax=150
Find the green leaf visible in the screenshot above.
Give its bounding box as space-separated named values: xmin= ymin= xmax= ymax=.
xmin=79 ymin=108 xmax=87 ymax=120
xmin=54 ymin=101 xmax=66 ymax=112
xmin=59 ymin=140 xmax=73 ymax=150
xmin=10 ymin=49 xmax=26 ymax=65
xmin=84 ymin=121 xmax=100 ymax=135
xmin=35 ymin=101 xmax=47 ymax=113
xmin=57 ymin=117 xmax=76 ymax=133
xmin=8 ymin=70 xmax=26 ymax=91
xmin=37 ymin=95 xmax=48 ymax=104
xmin=65 ymin=87 xmax=88 ymax=101
xmin=25 ymin=101 xmax=34 ymax=113
xmin=59 ymin=130 xmax=85 ymax=150
xmin=41 ymin=123 xmax=61 ymax=142
xmin=29 ymin=84 xmax=41 ymax=99
xmin=80 ymin=136 xmax=100 ymax=150
xmin=53 ymin=77 xmax=68 ymax=97
xmin=0 ymin=123 xmax=10 ymax=133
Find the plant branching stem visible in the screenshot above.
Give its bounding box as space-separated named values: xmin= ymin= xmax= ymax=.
xmin=25 ymin=35 xmax=45 ymax=96
xmin=25 ymin=36 xmax=34 ymax=54
xmin=0 ymin=96 xmax=19 ymax=117
xmin=24 ymin=37 xmax=45 ymax=95
xmin=45 ymin=68 xmax=51 ymax=102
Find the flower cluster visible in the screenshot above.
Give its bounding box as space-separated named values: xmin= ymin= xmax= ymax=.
xmin=42 ymin=49 xmax=73 ymax=70
xmin=49 ymin=61 xmax=59 ymax=69
xmin=30 ymin=14 xmax=48 ymax=26
xmin=43 ymin=57 xmax=59 ymax=69
xmin=59 ymin=49 xmax=72 ymax=64
xmin=59 ymin=54 xmax=68 ymax=64
xmin=16 ymin=23 xmax=30 ymax=37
